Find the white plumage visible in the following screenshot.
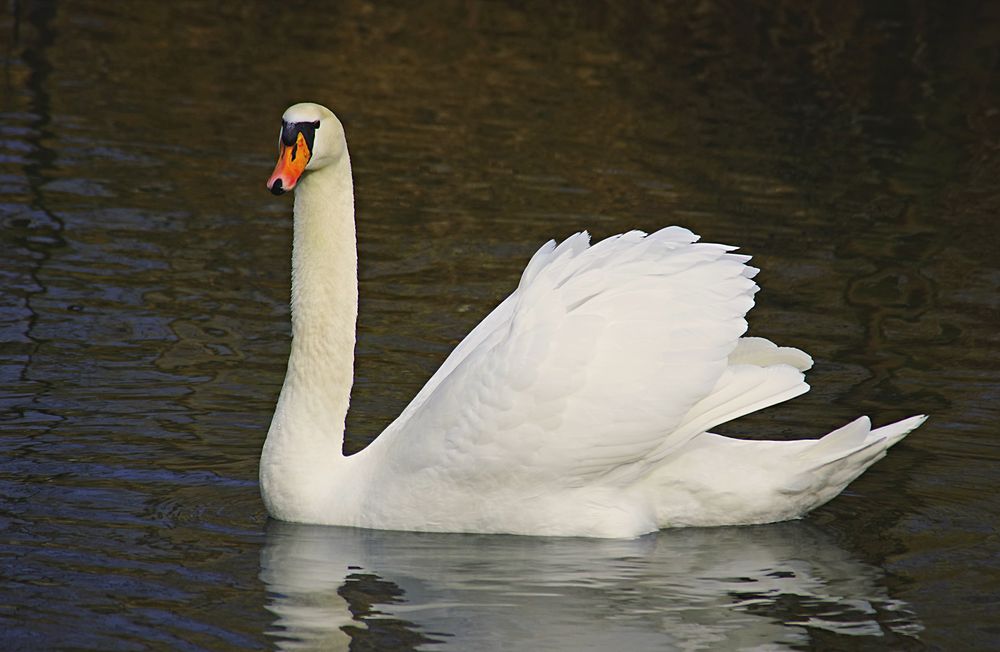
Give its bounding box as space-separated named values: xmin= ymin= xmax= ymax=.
xmin=260 ymin=103 xmax=926 ymax=538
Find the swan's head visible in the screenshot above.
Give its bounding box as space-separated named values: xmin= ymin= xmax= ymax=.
xmin=267 ymin=102 xmax=346 ymax=195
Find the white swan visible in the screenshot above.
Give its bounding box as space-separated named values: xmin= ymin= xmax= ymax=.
xmin=260 ymin=102 xmax=926 ymax=538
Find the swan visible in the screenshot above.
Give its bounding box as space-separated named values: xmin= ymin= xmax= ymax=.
xmin=260 ymin=102 xmax=926 ymax=538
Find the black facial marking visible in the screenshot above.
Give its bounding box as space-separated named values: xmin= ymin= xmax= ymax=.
xmin=280 ymin=119 xmax=321 ymax=154
xmin=280 ymin=120 xmax=296 ymax=146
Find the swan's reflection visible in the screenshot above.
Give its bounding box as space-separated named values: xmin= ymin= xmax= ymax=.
xmin=261 ymin=521 xmax=920 ymax=651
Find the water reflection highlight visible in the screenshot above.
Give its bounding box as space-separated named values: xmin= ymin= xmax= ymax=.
xmin=262 ymin=521 xmax=920 ymax=651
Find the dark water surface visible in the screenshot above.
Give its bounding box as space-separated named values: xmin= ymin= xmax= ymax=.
xmin=2 ymin=1 xmax=998 ymax=650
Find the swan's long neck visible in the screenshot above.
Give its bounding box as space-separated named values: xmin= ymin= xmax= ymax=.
xmin=261 ymin=151 xmax=361 ymax=521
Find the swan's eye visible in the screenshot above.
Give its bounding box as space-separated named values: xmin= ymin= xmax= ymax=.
xmin=282 ymin=120 xmax=320 ymax=153
xmin=280 ymin=121 xmax=298 ymax=147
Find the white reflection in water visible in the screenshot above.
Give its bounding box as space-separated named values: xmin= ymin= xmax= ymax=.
xmin=261 ymin=521 xmax=920 ymax=651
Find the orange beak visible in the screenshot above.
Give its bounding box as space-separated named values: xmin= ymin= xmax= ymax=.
xmin=267 ymin=131 xmax=312 ymax=195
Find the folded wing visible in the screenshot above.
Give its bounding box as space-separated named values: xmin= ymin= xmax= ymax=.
xmin=373 ymin=227 xmax=762 ymax=491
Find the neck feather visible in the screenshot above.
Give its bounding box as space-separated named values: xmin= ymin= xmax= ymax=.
xmin=261 ymin=152 xmax=359 ymax=521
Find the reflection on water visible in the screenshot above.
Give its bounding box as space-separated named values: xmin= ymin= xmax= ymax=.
xmin=262 ymin=521 xmax=920 ymax=651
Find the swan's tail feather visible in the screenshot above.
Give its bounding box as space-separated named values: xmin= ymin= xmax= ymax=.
xmin=648 ymin=415 xmax=926 ymax=528
xmin=781 ymin=414 xmax=927 ymax=495
xmin=801 ymin=414 xmax=926 ymax=469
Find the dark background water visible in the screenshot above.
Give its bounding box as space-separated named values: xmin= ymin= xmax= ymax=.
xmin=2 ymin=1 xmax=998 ymax=650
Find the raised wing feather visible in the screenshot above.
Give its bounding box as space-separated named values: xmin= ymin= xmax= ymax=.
xmin=373 ymin=227 xmax=759 ymax=489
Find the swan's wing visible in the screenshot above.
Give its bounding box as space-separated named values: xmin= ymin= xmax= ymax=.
xmin=374 ymin=227 xmax=759 ymax=487
xmin=730 ymin=336 xmax=813 ymax=372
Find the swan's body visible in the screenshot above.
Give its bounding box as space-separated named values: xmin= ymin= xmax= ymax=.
xmin=260 ymin=103 xmax=925 ymax=538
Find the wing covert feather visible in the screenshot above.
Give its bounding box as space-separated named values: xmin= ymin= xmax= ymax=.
xmin=374 ymin=227 xmax=759 ymax=489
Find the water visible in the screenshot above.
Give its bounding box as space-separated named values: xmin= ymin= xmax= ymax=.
xmin=1 ymin=1 xmax=997 ymax=649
